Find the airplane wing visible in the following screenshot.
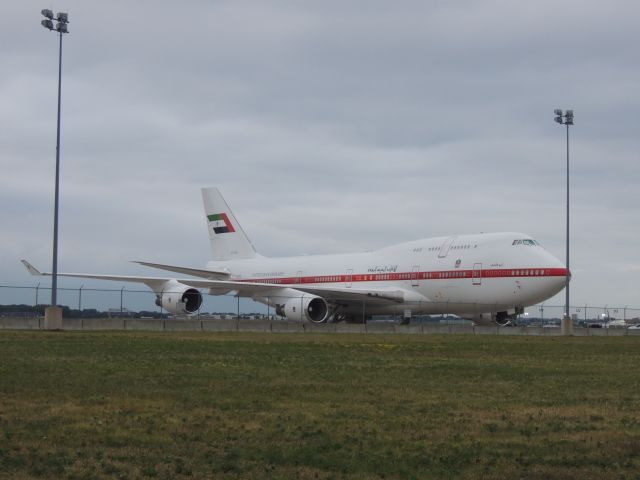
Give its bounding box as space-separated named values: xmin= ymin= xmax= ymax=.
xmin=22 ymin=260 xmax=175 ymax=290
xmin=131 ymin=261 xmax=230 ymax=279
xmin=179 ymin=278 xmax=413 ymax=304
xmin=21 ymin=260 xmax=423 ymax=305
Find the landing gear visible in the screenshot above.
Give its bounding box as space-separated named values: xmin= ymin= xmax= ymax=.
xmin=495 ymin=311 xmax=518 ymax=326
xmin=400 ymin=309 xmax=412 ymax=325
xmin=330 ymin=313 xmax=365 ymax=323
xmin=332 ymin=313 xmax=347 ymax=323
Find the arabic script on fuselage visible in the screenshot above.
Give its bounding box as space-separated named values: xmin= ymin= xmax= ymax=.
xmin=366 ymin=265 xmax=398 ymax=273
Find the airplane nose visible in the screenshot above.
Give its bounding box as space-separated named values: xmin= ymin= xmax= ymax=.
xmin=535 ymin=248 xmax=568 ymax=297
xmin=551 ymin=272 xmax=567 ymax=291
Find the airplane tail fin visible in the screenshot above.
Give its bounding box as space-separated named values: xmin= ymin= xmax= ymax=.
xmin=201 ymin=187 xmax=258 ymax=261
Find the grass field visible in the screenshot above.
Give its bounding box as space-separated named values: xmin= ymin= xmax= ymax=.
xmin=0 ymin=331 xmax=639 ymax=480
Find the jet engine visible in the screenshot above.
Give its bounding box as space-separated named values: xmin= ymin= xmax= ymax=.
xmin=155 ymin=280 xmax=203 ymax=315
xmin=277 ymin=294 xmax=329 ymax=323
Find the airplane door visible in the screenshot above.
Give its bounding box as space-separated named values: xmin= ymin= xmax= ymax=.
xmin=346 ymin=269 xmax=353 ymax=288
xmin=472 ymin=263 xmax=482 ymax=285
xmin=296 ymin=270 xmax=302 ymax=284
xmin=438 ymin=236 xmax=457 ymax=258
xmin=411 ymin=265 xmax=420 ymax=287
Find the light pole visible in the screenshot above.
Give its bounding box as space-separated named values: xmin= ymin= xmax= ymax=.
xmin=554 ymin=108 xmax=573 ymax=332
xmin=40 ymin=9 xmax=69 ymax=309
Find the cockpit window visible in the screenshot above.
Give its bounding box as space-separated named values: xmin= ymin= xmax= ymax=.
xmin=512 ymin=239 xmax=540 ymax=246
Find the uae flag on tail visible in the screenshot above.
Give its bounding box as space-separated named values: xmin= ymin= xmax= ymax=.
xmin=207 ymin=213 xmax=235 ymax=234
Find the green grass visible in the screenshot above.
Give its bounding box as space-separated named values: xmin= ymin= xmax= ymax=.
xmin=0 ymin=331 xmax=639 ymax=479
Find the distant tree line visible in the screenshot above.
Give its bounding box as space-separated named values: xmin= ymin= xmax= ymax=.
xmin=0 ymin=304 xmax=168 ymax=319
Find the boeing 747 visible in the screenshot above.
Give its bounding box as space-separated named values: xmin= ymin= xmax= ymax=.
xmin=23 ymin=187 xmax=568 ymax=325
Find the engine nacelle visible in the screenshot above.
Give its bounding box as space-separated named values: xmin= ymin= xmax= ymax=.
xmin=155 ymin=280 xmax=203 ymax=315
xmin=278 ymin=295 xmax=329 ymax=323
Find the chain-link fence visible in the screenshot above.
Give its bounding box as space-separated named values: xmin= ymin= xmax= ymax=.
xmin=2 ymin=284 xmax=638 ymax=328
xmin=0 ymin=284 xmax=267 ymax=320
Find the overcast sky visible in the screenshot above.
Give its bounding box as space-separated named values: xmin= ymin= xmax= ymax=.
xmin=1 ymin=0 xmax=638 ymax=314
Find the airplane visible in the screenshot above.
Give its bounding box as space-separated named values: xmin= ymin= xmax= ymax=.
xmin=22 ymin=187 xmax=569 ymax=326
xmin=603 ymin=318 xmax=627 ymax=329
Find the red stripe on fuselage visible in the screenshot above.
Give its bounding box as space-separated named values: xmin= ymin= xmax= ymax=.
xmin=239 ymin=268 xmax=568 ymax=285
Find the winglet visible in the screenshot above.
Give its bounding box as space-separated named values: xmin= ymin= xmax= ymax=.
xmin=21 ymin=260 xmax=45 ymax=276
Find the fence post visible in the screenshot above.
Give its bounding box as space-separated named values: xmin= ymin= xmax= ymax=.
xmin=362 ymin=299 xmax=366 ymax=324
xmin=446 ymin=300 xmax=450 ymax=326
xmin=35 ymin=282 xmax=40 ymax=317
xmin=120 ymin=286 xmax=124 ymax=314
xmin=78 ymin=284 xmax=83 ymax=311
xmin=584 ymin=304 xmax=588 ymax=324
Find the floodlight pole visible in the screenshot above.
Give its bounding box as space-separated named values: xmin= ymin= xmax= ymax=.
xmin=564 ymin=120 xmax=570 ymax=323
xmin=51 ymin=28 xmax=63 ymax=307
xmin=554 ymin=108 xmax=573 ymax=334
xmin=41 ymin=10 xmax=69 ymax=308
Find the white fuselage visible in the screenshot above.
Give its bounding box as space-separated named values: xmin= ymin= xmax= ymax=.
xmin=206 ymin=232 xmax=567 ymax=317
xmin=22 ymin=187 xmax=569 ymax=322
